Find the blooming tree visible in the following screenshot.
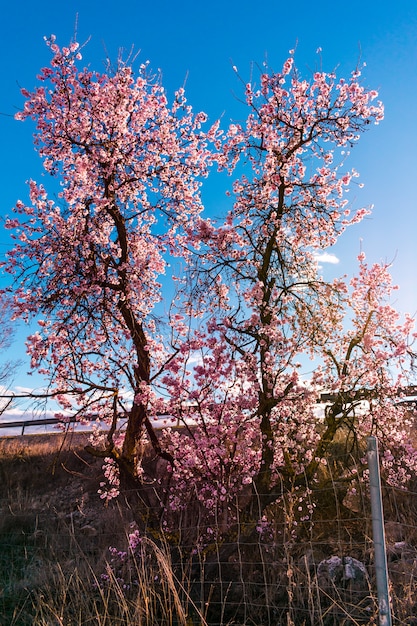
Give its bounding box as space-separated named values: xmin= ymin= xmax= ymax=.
xmin=2 ymin=36 xmax=216 ymax=480
xmin=157 ymin=57 xmax=416 ymax=528
xmin=2 ymin=41 xmax=416 ymax=532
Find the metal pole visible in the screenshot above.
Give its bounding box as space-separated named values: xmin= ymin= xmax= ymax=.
xmin=367 ymin=436 xmax=392 ymax=626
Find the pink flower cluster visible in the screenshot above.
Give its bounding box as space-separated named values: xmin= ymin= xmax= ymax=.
xmin=2 ymin=39 xmax=416 ymax=538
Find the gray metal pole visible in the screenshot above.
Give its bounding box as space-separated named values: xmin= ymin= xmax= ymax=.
xmin=367 ymin=436 xmax=392 ymax=626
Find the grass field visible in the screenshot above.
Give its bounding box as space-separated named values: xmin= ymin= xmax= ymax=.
xmin=1 ymin=432 xmax=417 ymax=625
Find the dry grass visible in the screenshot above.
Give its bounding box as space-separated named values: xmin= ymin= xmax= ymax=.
xmin=0 ymin=430 xmax=90 ymax=458
xmin=1 ymin=433 xmax=417 ymax=625
xmin=0 ymin=432 xmax=206 ymax=625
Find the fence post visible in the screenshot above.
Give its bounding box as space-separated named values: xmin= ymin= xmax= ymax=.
xmin=367 ymin=435 xmax=392 ymax=626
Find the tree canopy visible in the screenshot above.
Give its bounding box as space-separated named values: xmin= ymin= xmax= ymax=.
xmin=2 ymin=37 xmax=416 ymax=533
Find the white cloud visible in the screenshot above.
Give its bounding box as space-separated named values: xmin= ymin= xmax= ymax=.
xmin=186 ymin=352 xmax=204 ymax=366
xmin=314 ymin=252 xmax=340 ymax=265
xmin=14 ymin=385 xmax=40 ymax=394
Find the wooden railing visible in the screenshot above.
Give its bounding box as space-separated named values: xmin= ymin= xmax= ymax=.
xmin=0 ymin=416 xmax=95 ymax=436
xmin=1 ymin=386 xmax=416 ymax=436
xmin=317 ymin=386 xmax=417 ymax=404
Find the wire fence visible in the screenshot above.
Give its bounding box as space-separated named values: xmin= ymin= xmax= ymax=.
xmin=1 ymin=439 xmax=417 ymax=625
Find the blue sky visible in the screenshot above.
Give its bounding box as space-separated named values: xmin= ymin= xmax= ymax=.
xmin=0 ymin=0 xmax=417 ymax=409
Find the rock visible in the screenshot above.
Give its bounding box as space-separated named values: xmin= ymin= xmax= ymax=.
xmin=317 ymin=555 xmax=368 ymax=588
xmin=316 ymin=555 xmax=374 ymax=622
